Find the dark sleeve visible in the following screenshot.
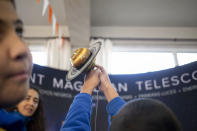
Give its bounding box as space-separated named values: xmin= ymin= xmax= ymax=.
xmin=60 ymin=93 xmax=92 ymax=131
xmin=106 ymin=97 xmax=126 ymax=131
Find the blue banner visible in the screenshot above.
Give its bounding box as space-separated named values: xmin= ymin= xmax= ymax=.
xmin=30 ymin=61 xmax=197 ymax=131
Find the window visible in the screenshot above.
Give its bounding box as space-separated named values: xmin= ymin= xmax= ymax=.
xmin=177 ymin=53 xmax=197 ymax=65
xmin=27 ymin=41 xmax=47 ymax=66
xmin=31 ymin=51 xmax=47 ymax=66
xmin=111 ymin=52 xmax=176 ymax=74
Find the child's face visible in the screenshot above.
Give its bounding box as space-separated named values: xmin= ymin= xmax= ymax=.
xmin=0 ymin=0 xmax=32 ymax=108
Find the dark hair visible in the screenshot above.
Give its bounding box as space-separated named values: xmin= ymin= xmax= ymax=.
xmin=111 ymin=98 xmax=182 ymax=131
xmin=6 ymin=86 xmax=46 ymax=131
xmin=26 ymin=87 xmax=46 ymax=131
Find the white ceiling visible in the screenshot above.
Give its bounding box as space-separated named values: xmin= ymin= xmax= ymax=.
xmin=15 ymin=0 xmax=197 ymax=47
xmin=16 ymin=0 xmax=197 ymax=27
xmin=16 ymin=0 xmax=67 ymax=25
xmin=91 ymin=0 xmax=197 ymax=27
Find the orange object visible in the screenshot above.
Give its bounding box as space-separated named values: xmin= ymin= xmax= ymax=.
xmin=56 ymin=22 xmax=59 ymax=35
xmin=48 ymin=4 xmax=52 ymax=24
xmin=37 ymin=0 xmax=40 ymax=3
xmin=61 ymin=36 xmax=65 ymax=47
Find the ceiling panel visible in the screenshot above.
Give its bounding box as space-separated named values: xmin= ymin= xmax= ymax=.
xmin=91 ymin=0 xmax=197 ymax=27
